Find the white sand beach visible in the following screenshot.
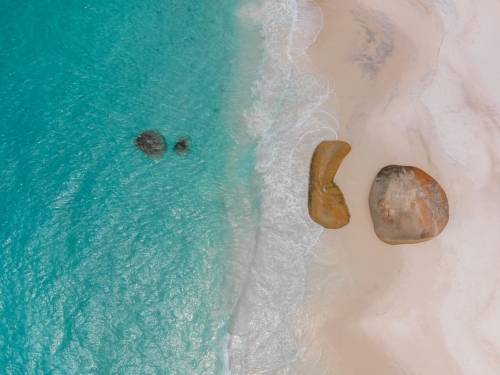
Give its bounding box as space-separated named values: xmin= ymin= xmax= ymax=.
xmin=307 ymin=0 xmax=500 ymax=373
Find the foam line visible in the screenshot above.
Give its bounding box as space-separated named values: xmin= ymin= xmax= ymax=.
xmin=229 ymin=0 xmax=340 ymax=373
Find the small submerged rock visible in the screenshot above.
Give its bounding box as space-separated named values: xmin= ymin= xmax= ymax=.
xmin=174 ymin=137 xmax=191 ymax=156
xmin=369 ymin=165 xmax=449 ymax=245
xmin=135 ymin=130 xmax=167 ymax=158
xmin=308 ymin=140 xmax=351 ymax=229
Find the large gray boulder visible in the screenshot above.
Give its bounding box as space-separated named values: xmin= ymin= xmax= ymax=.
xmin=369 ymin=165 xmax=449 ymax=245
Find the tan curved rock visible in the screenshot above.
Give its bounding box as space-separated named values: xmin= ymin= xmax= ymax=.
xmin=369 ymin=165 xmax=449 ymax=245
xmin=308 ymin=140 xmax=351 ymax=228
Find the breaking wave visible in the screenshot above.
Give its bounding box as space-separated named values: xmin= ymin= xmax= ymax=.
xmin=228 ymin=1 xmax=344 ymax=373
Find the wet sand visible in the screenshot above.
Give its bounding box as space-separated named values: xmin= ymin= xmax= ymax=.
xmin=306 ymin=0 xmax=500 ymax=373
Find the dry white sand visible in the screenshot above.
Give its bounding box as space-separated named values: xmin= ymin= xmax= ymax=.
xmin=307 ymin=0 xmax=500 ymax=373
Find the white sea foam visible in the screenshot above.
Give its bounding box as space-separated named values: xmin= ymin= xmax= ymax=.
xmin=228 ymin=1 xmax=341 ymax=373
xmin=223 ymin=333 xmax=231 ymax=375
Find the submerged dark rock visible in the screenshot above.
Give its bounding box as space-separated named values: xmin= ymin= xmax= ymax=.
xmin=174 ymin=137 xmax=191 ymax=156
xmin=135 ymin=130 xmax=167 ymax=158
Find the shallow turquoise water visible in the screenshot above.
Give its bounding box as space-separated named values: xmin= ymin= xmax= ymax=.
xmin=0 ymin=0 xmax=255 ymax=373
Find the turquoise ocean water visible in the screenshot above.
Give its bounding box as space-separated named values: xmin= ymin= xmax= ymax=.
xmin=0 ymin=0 xmax=258 ymax=373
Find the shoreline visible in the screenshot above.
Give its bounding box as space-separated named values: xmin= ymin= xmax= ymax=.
xmin=228 ymin=1 xmax=338 ymax=373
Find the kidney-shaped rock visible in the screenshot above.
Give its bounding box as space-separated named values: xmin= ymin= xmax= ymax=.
xmin=308 ymin=140 xmax=351 ymax=229
xmin=369 ymin=165 xmax=449 ymax=245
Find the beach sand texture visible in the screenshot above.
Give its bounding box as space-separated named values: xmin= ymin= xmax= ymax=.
xmin=307 ymin=0 xmax=500 ymax=373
